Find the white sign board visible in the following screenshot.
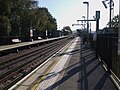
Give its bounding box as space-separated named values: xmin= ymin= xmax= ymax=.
xmin=30 ymin=29 xmax=33 ymax=37
xmin=118 ymin=0 xmax=120 ymax=55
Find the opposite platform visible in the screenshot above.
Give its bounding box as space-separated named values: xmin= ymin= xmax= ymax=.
xmin=0 ymin=36 xmax=67 ymax=52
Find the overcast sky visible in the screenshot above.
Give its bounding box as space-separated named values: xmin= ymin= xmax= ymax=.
xmin=38 ymin=0 xmax=119 ymax=31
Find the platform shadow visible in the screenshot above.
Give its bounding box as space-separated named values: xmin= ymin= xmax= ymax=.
xmin=44 ymin=44 xmax=110 ymax=90
xmin=57 ymin=49 xmax=80 ymax=56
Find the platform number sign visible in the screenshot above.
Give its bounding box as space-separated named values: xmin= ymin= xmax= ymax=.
xmin=96 ymin=11 xmax=100 ymax=20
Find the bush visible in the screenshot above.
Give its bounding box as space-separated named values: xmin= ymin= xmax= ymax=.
xmin=0 ymin=16 xmax=11 ymax=36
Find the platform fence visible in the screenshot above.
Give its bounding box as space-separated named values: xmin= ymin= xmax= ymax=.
xmin=89 ymin=33 xmax=120 ymax=79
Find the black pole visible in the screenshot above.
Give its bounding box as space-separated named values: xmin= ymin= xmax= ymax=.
xmin=109 ymin=0 xmax=112 ymax=32
xmin=96 ymin=11 xmax=100 ymax=59
xmin=107 ymin=0 xmax=112 ymax=74
xmin=96 ymin=19 xmax=99 ymax=59
xmin=87 ymin=3 xmax=89 ymax=44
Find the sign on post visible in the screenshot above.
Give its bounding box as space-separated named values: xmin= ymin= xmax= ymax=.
xmin=96 ymin=11 xmax=100 ymax=20
xmin=30 ymin=29 xmax=33 ymax=37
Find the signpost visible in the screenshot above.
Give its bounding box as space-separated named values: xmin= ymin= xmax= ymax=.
xmin=77 ymin=11 xmax=100 ymax=58
xmin=96 ymin=11 xmax=100 ymax=19
xmin=96 ymin=11 xmax=100 ymax=58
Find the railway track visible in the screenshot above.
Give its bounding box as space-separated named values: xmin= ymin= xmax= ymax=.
xmin=0 ymin=37 xmax=73 ymax=90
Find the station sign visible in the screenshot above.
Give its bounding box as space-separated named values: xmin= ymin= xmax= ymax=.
xmin=96 ymin=11 xmax=100 ymax=19
xmin=30 ymin=29 xmax=33 ymax=37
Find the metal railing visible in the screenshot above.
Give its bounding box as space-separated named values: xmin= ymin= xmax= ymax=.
xmin=89 ymin=33 xmax=120 ymax=79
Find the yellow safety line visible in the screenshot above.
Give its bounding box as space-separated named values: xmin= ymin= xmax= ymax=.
xmin=31 ymin=60 xmax=59 ymax=90
xmin=31 ymin=39 xmax=75 ymax=90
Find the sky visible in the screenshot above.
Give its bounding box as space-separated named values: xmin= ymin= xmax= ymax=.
xmin=38 ymin=0 xmax=119 ymax=31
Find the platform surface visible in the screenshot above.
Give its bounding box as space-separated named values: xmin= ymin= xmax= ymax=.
xmin=9 ymin=37 xmax=118 ymax=90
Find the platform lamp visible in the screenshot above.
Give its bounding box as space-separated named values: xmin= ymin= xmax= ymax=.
xmin=83 ymin=1 xmax=89 ymax=43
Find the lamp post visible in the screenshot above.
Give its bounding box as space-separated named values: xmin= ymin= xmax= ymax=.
xmin=83 ymin=1 xmax=89 ymax=43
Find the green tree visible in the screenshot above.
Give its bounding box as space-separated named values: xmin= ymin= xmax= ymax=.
xmin=0 ymin=0 xmax=12 ymax=36
xmin=0 ymin=16 xmax=11 ymax=36
xmin=107 ymin=15 xmax=119 ymax=33
xmin=0 ymin=0 xmax=12 ymax=16
xmin=62 ymin=26 xmax=72 ymax=35
xmin=112 ymin=15 xmax=119 ymax=28
xmin=111 ymin=15 xmax=119 ymax=33
xmin=32 ymin=7 xmax=57 ymax=38
xmin=9 ymin=0 xmax=38 ymax=37
xmin=63 ymin=26 xmax=72 ymax=33
xmin=0 ymin=0 xmax=38 ymax=37
xmin=0 ymin=0 xmax=57 ymax=38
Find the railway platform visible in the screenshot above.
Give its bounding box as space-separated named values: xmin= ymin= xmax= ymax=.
xmin=9 ymin=37 xmax=119 ymax=90
xmin=0 ymin=36 xmax=67 ymax=52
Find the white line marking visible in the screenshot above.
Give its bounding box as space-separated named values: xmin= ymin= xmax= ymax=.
xmin=36 ymin=37 xmax=79 ymax=90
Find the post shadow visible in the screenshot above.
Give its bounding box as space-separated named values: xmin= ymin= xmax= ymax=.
xmin=44 ymin=39 xmax=114 ymax=90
